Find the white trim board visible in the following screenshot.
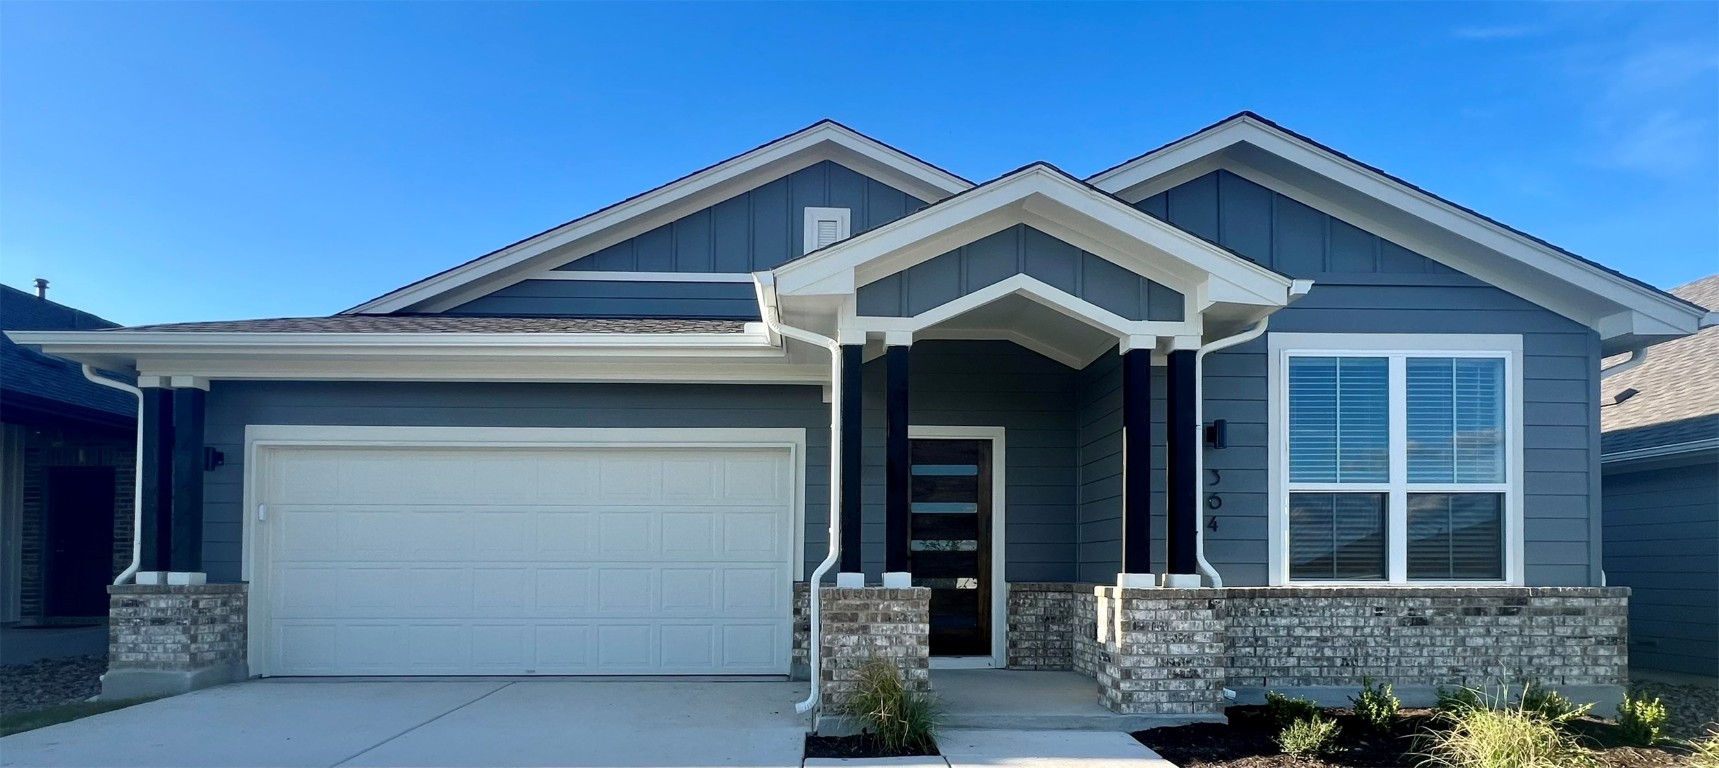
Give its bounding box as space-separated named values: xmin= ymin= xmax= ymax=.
xmin=909 ymin=425 xmax=1007 ymax=669
xmin=1086 ymin=114 xmax=1708 ymax=349
xmin=351 ymin=122 xmax=971 ymax=315
xmin=1265 ymin=333 xmax=1526 ymax=587
xmin=240 ymin=425 xmax=809 ymax=678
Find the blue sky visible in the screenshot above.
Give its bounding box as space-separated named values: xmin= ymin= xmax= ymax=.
xmin=3 ymin=2 xmax=1715 ymax=326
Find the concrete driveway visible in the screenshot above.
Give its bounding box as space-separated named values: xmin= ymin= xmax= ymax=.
xmin=0 ymin=679 xmax=810 ymax=768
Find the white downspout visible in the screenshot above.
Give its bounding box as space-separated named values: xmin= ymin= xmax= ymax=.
xmin=1191 ymin=318 xmax=1272 ymax=589
xmin=753 ymin=275 xmax=843 ymax=716
xmin=81 ymin=365 xmax=144 ymax=585
xmin=1600 ymin=348 xmax=1648 ymax=379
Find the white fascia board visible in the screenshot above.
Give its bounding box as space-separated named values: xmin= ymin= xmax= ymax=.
xmin=1087 ymin=116 xmax=1706 ymax=339
xmin=135 ymin=357 xmax=830 ymax=385
xmin=773 ymin=166 xmax=1294 ymax=308
xmin=349 ymin=123 xmax=971 ymax=315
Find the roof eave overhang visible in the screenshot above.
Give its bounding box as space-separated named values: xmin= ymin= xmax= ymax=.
xmin=345 ymin=123 xmax=973 ymax=316
xmin=1086 ymin=115 xmax=1710 ymax=353
xmin=772 ymin=165 xmax=1301 ymax=312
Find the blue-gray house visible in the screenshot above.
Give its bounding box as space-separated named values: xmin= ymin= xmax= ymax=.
xmin=14 ymin=114 xmax=1715 ymax=715
xmin=1601 ymin=274 xmax=1718 ymax=680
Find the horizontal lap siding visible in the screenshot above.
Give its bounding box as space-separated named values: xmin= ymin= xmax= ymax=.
xmin=860 ymin=341 xmax=1079 ymax=582
xmin=1603 ymin=461 xmax=1719 ymax=676
xmin=201 ymin=381 xmax=830 ymax=583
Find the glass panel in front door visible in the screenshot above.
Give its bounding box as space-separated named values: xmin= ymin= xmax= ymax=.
xmin=908 ymin=438 xmax=991 ymax=656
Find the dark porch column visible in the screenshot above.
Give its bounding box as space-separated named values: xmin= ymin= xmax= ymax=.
xmin=138 ymin=386 xmax=174 ymax=572
xmin=170 ymin=385 xmax=206 ymax=574
xmin=1165 ymin=349 xmax=1198 ymax=577
xmin=884 ymin=342 xmax=911 ymax=575
xmin=1121 ymin=347 xmax=1152 ymax=576
xmin=839 ymin=344 xmax=864 ymax=574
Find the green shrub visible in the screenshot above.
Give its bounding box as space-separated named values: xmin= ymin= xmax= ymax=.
xmin=1437 ymin=685 xmax=1490 ymax=716
xmin=1266 ymin=690 xmax=1322 ymax=728
xmin=839 ymin=658 xmax=941 ymax=754
xmin=1614 ymin=692 xmax=1667 ymax=746
xmin=1350 ymin=676 xmax=1401 ymax=733
xmin=1517 ymin=682 xmax=1593 ymax=725
xmin=1417 ymin=702 xmax=1595 ymax=768
xmin=1687 ymin=729 xmax=1719 ymax=768
xmin=1277 ymin=714 xmax=1341 ymax=757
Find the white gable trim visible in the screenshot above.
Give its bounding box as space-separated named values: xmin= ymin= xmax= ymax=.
xmin=1087 ymin=115 xmax=1709 ymax=343
xmin=773 ymin=165 xmax=1298 ymax=312
xmin=347 ymin=122 xmax=971 ymax=315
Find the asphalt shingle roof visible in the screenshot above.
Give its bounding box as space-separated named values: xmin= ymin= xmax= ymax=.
xmin=1600 ymin=274 xmax=1719 ymax=455
xmin=108 ymin=315 xmax=749 ymax=334
xmin=0 ymin=284 xmax=134 ymax=419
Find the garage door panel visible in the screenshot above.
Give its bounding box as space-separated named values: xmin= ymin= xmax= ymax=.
xmin=263 ymin=444 xmax=792 ymax=676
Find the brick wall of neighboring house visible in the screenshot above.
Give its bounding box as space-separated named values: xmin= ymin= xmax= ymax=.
xmin=17 ymin=422 xmax=133 ymax=619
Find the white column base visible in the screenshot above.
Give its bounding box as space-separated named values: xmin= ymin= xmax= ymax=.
xmin=1163 ymin=573 xmax=1203 ymax=589
xmin=136 ymin=571 xmax=167 ymax=586
xmin=1117 ymin=572 xmax=1158 ymax=589
xmin=835 ymin=572 xmax=865 ymax=588
xmin=165 ymin=572 xmax=207 ymax=586
xmin=882 ymin=572 xmax=913 ymax=588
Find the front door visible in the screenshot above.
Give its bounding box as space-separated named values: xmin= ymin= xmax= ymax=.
xmin=45 ymin=466 xmax=116 ymax=617
xmin=908 ymin=438 xmax=992 ymax=657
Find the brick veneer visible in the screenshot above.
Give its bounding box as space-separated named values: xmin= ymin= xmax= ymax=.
xmin=816 ymin=586 xmax=930 ymax=710
xmin=1004 ymin=583 xmax=1629 ymax=716
xmin=104 ymin=583 xmax=247 ymax=698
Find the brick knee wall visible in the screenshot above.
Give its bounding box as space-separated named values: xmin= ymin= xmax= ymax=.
xmin=108 ymin=584 xmax=246 ymax=672
xmin=1006 ymin=582 xmax=1087 ymax=669
xmin=818 ymin=586 xmax=930 ymax=711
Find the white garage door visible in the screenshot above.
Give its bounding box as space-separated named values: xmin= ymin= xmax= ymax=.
xmin=258 ymin=442 xmax=794 ymax=676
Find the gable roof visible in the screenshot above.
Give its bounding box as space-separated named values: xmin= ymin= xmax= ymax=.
xmin=345 ymin=120 xmax=973 ymax=315
xmin=0 ymin=284 xmax=134 ymax=424
xmin=1601 ymin=274 xmax=1719 ymax=457
xmin=1087 ymin=112 xmax=1716 ymax=355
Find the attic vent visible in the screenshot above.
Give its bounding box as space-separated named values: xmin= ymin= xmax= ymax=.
xmin=803 ymin=207 xmax=851 ymax=254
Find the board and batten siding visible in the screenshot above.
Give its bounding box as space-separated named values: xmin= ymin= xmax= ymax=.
xmin=859 ymin=341 xmax=1080 ymax=582
xmin=446 ymin=160 xmax=927 ymax=319
xmin=856 ymin=224 xmax=1185 ymax=322
xmin=199 ymin=381 xmax=831 ymax=583
xmin=1603 ymin=458 xmax=1719 ymax=677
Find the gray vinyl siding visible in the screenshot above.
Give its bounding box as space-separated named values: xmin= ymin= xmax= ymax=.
xmin=446 ymin=280 xmax=759 ymax=319
xmin=1136 ymin=170 xmax=1464 ymax=281
xmin=1602 ymin=458 xmax=1719 ymax=677
xmin=856 ymin=224 xmax=1185 ymax=322
xmin=199 ymin=381 xmax=831 ymax=583
xmin=858 ymin=341 xmax=1080 ymax=582
xmin=560 ymin=161 xmax=925 ymax=274
xmin=1074 ymin=348 xmax=1173 ymax=583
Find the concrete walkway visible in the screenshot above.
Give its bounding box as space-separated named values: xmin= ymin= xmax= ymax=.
xmin=937 ymin=730 xmax=1175 ymax=768
xmin=0 ymin=678 xmax=810 ymax=767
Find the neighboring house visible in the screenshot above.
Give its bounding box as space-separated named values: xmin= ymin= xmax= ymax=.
xmin=12 ymin=114 xmax=1715 ymax=713
xmin=0 ymin=283 xmax=135 ymax=625
xmin=1601 ymin=274 xmax=1719 ymax=680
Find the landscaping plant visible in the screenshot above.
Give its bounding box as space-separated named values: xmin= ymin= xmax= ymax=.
xmin=1350 ymin=676 xmax=1401 ymax=733
xmin=839 ymin=658 xmax=940 ymax=755
xmin=1265 ymin=690 xmax=1322 ymax=728
xmin=1276 ymin=714 xmax=1341 ymax=757
xmin=1689 ymin=729 xmax=1719 ymax=768
xmin=1516 ymin=681 xmax=1592 ymax=724
xmin=1436 ymin=685 xmax=1489 ymax=716
xmin=1416 ymin=699 xmax=1595 ymax=768
xmin=1614 ymin=691 xmax=1667 ymax=746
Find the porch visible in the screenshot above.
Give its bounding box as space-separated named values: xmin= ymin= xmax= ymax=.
xmin=933 ymin=668 xmax=1216 ymax=732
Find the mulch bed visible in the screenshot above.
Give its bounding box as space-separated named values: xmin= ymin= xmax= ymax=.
xmin=805 ymin=733 xmax=940 ymax=759
xmin=1133 ymin=705 xmax=1692 ymax=768
xmin=0 ymin=656 xmax=106 ymax=717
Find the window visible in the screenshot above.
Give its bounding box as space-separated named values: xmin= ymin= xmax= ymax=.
xmin=803 ymin=207 xmax=851 ymax=254
xmin=1272 ymin=334 xmax=1519 ymax=585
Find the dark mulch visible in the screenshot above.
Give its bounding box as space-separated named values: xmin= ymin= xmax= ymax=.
xmin=0 ymin=656 xmax=106 ymax=717
xmin=1134 ymin=705 xmax=1691 ymax=768
xmin=805 ymin=733 xmax=940 ymax=759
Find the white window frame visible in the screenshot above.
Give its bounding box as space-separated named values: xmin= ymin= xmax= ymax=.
xmin=803 ymin=207 xmax=851 ymax=254
xmin=1267 ymin=333 xmax=1525 ymax=587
